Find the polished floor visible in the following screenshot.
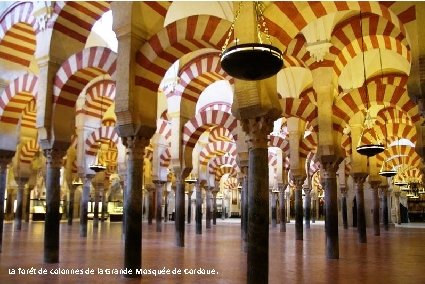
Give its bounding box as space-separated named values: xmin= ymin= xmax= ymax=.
xmin=1 ymin=219 xmax=425 ymax=283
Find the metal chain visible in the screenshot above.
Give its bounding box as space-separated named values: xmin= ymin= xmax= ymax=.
xmin=221 ymin=1 xmax=243 ymax=53
xmin=255 ymin=1 xmax=272 ymax=45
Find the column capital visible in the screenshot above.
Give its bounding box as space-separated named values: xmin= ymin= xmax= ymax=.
xmin=153 ymin=180 xmax=166 ymax=185
xmin=293 ymin=176 xmax=305 ymax=189
xmin=319 ymin=155 xmax=341 ymax=179
xmin=241 ymin=116 xmax=274 ymax=149
xmin=352 ymin=173 xmax=368 ymax=185
xmin=340 ymin=186 xmax=348 ymax=196
xmin=369 ymin=180 xmax=381 ymax=190
xmin=43 ymin=148 xmax=66 ymax=169
xmin=0 ymin=150 xmax=14 ymax=168
xmin=124 ymin=136 xmax=149 ymax=161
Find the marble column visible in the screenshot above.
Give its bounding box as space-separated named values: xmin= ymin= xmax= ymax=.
xmin=394 ymin=190 xmax=401 ymax=225
xmin=5 ymin=188 xmax=16 ymax=221
xmin=23 ymin=186 xmax=32 ymax=223
xmin=67 ymin=186 xmax=76 ymax=225
xmin=221 ymin=192 xmax=226 ymax=220
xmin=212 ymin=190 xmax=218 ymax=225
xmin=278 ymin=184 xmax=286 ymax=232
xmin=175 ymin=179 xmax=185 ymax=247
xmin=242 ymin=174 xmax=248 ymax=245
xmin=370 ymin=181 xmax=381 ymax=236
xmin=186 ymin=188 xmax=193 ymax=224
xmin=0 ymin=153 xmax=13 ymax=253
xmin=341 ymin=187 xmax=348 ymax=229
xmin=148 ymin=186 xmax=155 ymax=225
xmin=379 ymin=186 xmax=389 ymax=231
xmin=286 ymin=190 xmax=291 ymax=223
xmin=164 ymin=190 xmax=169 ymax=222
xmin=271 ymin=189 xmax=277 ymax=228
xmin=154 ymin=181 xmax=164 ymax=232
xmin=43 ymin=148 xmax=65 ymax=263
xmin=195 ymin=183 xmax=202 ymax=235
xmin=206 ymin=187 xmax=212 ymax=229
xmin=123 ymin=136 xmax=146 ymax=276
xmin=93 ymin=181 xmax=101 ymax=228
xmin=353 ymin=173 xmax=368 ymax=243
xmin=321 ymin=158 xmax=340 ymax=259
xmin=304 ymin=186 xmax=312 ymax=229
xmin=101 ymin=181 xmax=108 ymax=223
xmin=243 ymin=117 xmax=273 ymax=284
xmin=293 ymin=177 xmax=304 ymax=240
xmin=80 ymin=175 xmax=94 ymax=237
xmin=14 ymin=178 xmax=28 ymax=230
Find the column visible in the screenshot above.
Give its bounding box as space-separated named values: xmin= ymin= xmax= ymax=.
xmin=186 ymin=188 xmax=193 ymax=224
xmin=286 ymin=190 xmax=291 ymax=223
xmin=195 ymin=182 xmax=202 ymax=235
xmin=43 ymin=148 xmax=65 ymax=263
xmin=101 ymin=180 xmax=108 ymax=223
xmin=164 ymin=190 xmax=169 ymax=222
xmin=93 ymin=181 xmax=101 ymax=228
xmin=0 ymin=152 xmax=13 ymax=253
xmin=5 ymin=188 xmax=16 ymax=221
xmin=242 ymin=173 xmax=248 ymax=246
xmin=370 ymin=181 xmax=381 ymax=236
xmin=379 ymin=186 xmax=389 ymax=231
xmin=23 ymin=186 xmax=32 ymax=223
xmin=206 ymin=187 xmax=212 ymax=229
xmin=243 ymin=117 xmax=273 ymax=284
xmin=123 ymin=136 xmax=146 ymax=276
xmin=321 ymin=158 xmax=340 ymax=259
xmin=148 ymin=186 xmax=155 ymax=225
xmin=271 ymin=189 xmax=277 ymax=228
xmin=304 ymin=186 xmax=312 ymax=229
xmin=221 ymin=192 xmax=226 ymax=220
xmin=353 ymin=173 xmax=368 ymax=243
xmin=341 ymin=187 xmax=348 ymax=229
xmin=67 ymin=186 xmax=76 ymax=225
xmin=14 ymin=178 xmax=28 ymax=230
xmin=212 ymin=190 xmax=218 ymax=225
xmin=154 ymin=181 xmax=164 ymax=232
xmin=293 ymin=177 xmax=304 ymax=240
xmin=278 ymin=184 xmax=286 ymax=232
xmin=175 ymin=179 xmax=185 ymax=247
xmin=394 ymin=190 xmax=401 ymax=225
xmin=80 ymin=175 xmax=94 ymax=237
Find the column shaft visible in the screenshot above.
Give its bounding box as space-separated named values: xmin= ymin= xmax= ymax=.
xmin=206 ymin=188 xmax=212 ymax=229
xmin=247 ymin=147 xmax=269 ymax=284
xmin=355 ymin=178 xmax=367 ymax=243
xmin=155 ymin=182 xmax=163 ymax=232
xmin=271 ymin=191 xmax=277 ymax=228
xmin=14 ymin=180 xmax=26 ymax=230
xmin=382 ymin=191 xmax=389 ymax=231
xmin=294 ymin=183 xmax=303 ymax=240
xmin=304 ymin=189 xmax=311 ymax=229
xmin=93 ymin=185 xmax=100 ymax=228
xmin=372 ymin=189 xmax=380 ymax=236
xmin=279 ymin=190 xmax=286 ymax=232
xmin=323 ymin=171 xmax=339 ymax=259
xmin=0 ymin=163 xmax=8 ymax=253
xmin=44 ymin=150 xmax=63 ymax=263
xmin=23 ymin=187 xmax=31 ymax=223
xmin=187 ymin=191 xmax=192 ymax=224
xmin=342 ymin=195 xmax=348 ymax=229
xmin=195 ymin=185 xmax=202 ymax=235
xmin=80 ymin=176 xmax=92 ymax=237
xmin=148 ymin=188 xmax=155 ymax=225
xmin=175 ymin=181 xmax=185 ymax=247
xmin=212 ymin=192 xmax=217 ymax=225
xmin=164 ymin=191 xmax=169 ymax=222
xmin=67 ymin=188 xmax=76 ymax=225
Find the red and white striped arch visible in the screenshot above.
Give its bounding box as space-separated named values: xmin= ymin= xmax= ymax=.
xmin=21 ymin=99 xmax=36 ymax=130
xmin=159 ymin=147 xmax=171 ymax=168
xmin=264 ymin=1 xmax=408 ymax=48
xmin=198 ymin=102 xmax=232 ymax=114
xmin=280 ymin=98 xmax=318 ymax=131
xmin=223 ymin=177 xmax=238 ymax=189
xmin=308 ymin=159 xmax=321 ymax=176
xmin=135 ymin=15 xmax=231 ymax=95
xmin=215 ymin=165 xmax=237 ymax=181
xmin=54 ymin=47 xmax=116 ymax=108
xmin=269 ymin=135 xmax=289 ymax=155
xmin=399 ymin=167 xmax=423 ymax=182
xmin=299 ymin=87 xmax=317 ymax=105
xmin=0 ymin=73 xmax=37 ymax=125
xmin=330 ymin=13 xmax=410 ymax=77
xmin=208 ymin=155 xmax=238 ymax=175
xmin=209 ymin=126 xmax=234 ymax=143
xmin=52 ymin=2 xmax=110 ymax=44
xmin=85 ymin=126 xmax=119 ymax=156
xmin=199 ymin=141 xmax=237 ymax=167
xmin=377 ymin=145 xmax=421 ymax=169
xmin=0 ymin=2 xmax=36 ymax=67
xmin=170 ymin=52 xmax=233 ymax=103
xmin=182 ymin=110 xmax=238 ymax=149
xmin=365 ymin=73 xmax=409 ymax=90
xmin=361 ymin=123 xmax=417 ymax=147
xmin=299 ymin=132 xmax=318 ymax=158
xmin=20 ymin=139 xmax=39 ymax=164
xmin=144 ymin=145 xmax=153 ymax=163
xmin=341 ymin=134 xmax=352 ymax=157
xmin=82 ymin=79 xmax=115 ymax=120
xmin=156 ymin=118 xmax=172 ymax=144
xmin=332 ymin=84 xmax=421 ymax=133
xmin=375 ymin=106 xmax=413 ymax=126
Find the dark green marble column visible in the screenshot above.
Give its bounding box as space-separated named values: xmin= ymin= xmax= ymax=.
xmin=279 ymin=184 xmax=286 ymax=232
xmin=271 ymin=189 xmax=277 ymax=228
xmin=80 ymin=175 xmax=94 ymax=237
xmin=0 ymin=153 xmax=13 ymax=253
xmin=123 ymin=137 xmax=146 ymax=277
xmin=93 ymin=182 xmax=100 ymax=228
xmin=14 ymin=178 xmax=28 ymax=231
xmin=212 ymin=190 xmax=218 ymax=225
xmin=164 ymin=190 xmax=169 ymax=222
xmin=148 ymin=187 xmax=155 ymax=225
xmin=154 ymin=181 xmax=164 ymax=232
xmin=304 ymin=187 xmax=311 ymax=229
xmin=175 ymin=180 xmax=185 ymax=247
xmin=380 ymin=186 xmax=389 ymax=231
xmin=321 ymin=159 xmax=340 ymax=259
xmin=186 ymin=189 xmax=193 ymax=224
xmin=195 ymin=183 xmax=202 ymax=235
xmin=294 ymin=177 xmax=304 ymax=241
xmin=43 ymin=149 xmax=65 ymax=263
xmin=67 ymin=186 xmax=76 ymax=225
xmin=341 ymin=187 xmax=348 ymax=229
xmin=24 ymin=186 xmax=32 ymax=223
xmin=206 ymin=187 xmax=212 ymax=229
xmin=370 ymin=181 xmax=381 ymax=236
xmin=353 ymin=174 xmax=367 ymax=243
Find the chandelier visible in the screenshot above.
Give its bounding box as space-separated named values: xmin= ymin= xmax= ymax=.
xmin=220 ymin=1 xmax=283 ymax=81
xmin=379 ymin=110 xmax=396 ymax=177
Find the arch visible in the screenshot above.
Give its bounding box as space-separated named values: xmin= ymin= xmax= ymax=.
xmin=280 ymin=97 xmax=318 ymax=130
xmin=269 ymin=134 xmax=289 ymax=154
xmin=208 ymin=155 xmax=238 ymax=175
xmin=364 ymin=73 xmax=408 ymax=89
xmin=135 ymin=15 xmax=232 ymax=94
xmin=215 ymin=165 xmax=237 ymax=181
xmin=299 ymin=132 xmax=318 ymax=158
xmin=159 ymin=147 xmax=171 ymax=168
xmin=20 ymin=138 xmax=39 ymax=164
xmin=377 ymin=145 xmax=421 ymax=168
xmin=199 ymin=141 xmax=237 ymax=167
xmin=156 ymin=118 xmax=172 ymax=144
xmin=85 ymin=126 xmax=119 ymax=156
xmin=0 ymin=73 xmax=37 ymax=117
xmin=21 ymin=99 xmax=36 ymax=130
xmin=209 ymin=126 xmax=234 ymax=143
xmin=198 ymin=102 xmax=232 ymax=114
xmin=0 ymin=2 xmax=36 ymax=67
xmin=83 ymin=79 xmax=116 ymax=120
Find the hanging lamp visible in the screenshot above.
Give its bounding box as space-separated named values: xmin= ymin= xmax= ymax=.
xmin=356 ymin=12 xmax=384 ymax=157
xmin=220 ymin=1 xmax=283 ymax=81
xmin=379 ymin=104 xmax=396 ymax=177
xmin=185 ymin=173 xmax=197 ymax=184
xmin=72 ymin=176 xmax=83 ymax=186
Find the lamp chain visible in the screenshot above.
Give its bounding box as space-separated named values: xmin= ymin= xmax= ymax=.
xmin=221 ymin=2 xmax=242 ymax=54
xmin=255 ymin=1 xmax=272 ymax=45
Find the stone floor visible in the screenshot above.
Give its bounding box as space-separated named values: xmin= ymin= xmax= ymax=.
xmin=1 ymin=219 xmax=425 ymax=283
